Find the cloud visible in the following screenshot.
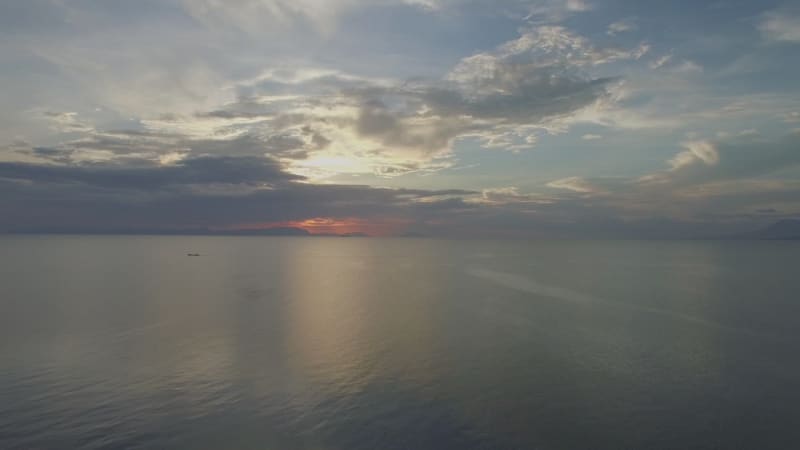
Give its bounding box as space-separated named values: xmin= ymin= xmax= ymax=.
xmin=182 ymin=0 xmax=355 ymax=35
xmin=527 ymin=132 xmax=800 ymax=232
xmin=524 ymin=0 xmax=593 ymax=22
xmin=13 ymin=129 xmax=319 ymax=165
xmin=181 ymin=0 xmax=438 ymax=35
xmin=759 ymin=9 xmax=800 ymax=43
xmin=607 ymin=19 xmax=637 ymax=36
xmin=546 ymin=176 xmax=598 ymax=193
xmin=566 ymin=0 xmax=592 ymax=12
xmin=480 ymin=26 xmax=649 ymax=68
xmin=782 ymin=112 xmax=800 ymax=123
xmin=0 ymin=153 xmax=480 ymax=233
xmin=649 ymin=54 xmax=673 ymax=70
xmin=648 ymin=52 xmax=702 ymax=74
xmin=359 ymin=26 xmax=643 ymax=148
xmin=41 ymin=111 xmax=95 ymax=134
xmin=3 ymin=0 xmax=798 ymax=238
xmin=642 ymin=132 xmax=800 ymax=187
xmin=670 ymin=140 xmax=720 ymax=169
xmin=3 ymin=133 xmax=799 ymax=237
xmin=177 ymin=25 xmax=646 ymax=178
xmin=480 ymin=187 xmax=552 ymax=204
xmin=3 ymin=0 xmax=652 ymax=182
xmin=0 ymin=155 xmax=299 ymax=190
xmin=671 ymin=60 xmax=703 ymax=74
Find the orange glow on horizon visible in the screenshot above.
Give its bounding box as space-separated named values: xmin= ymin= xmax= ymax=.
xmin=224 ymin=217 xmax=410 ymax=237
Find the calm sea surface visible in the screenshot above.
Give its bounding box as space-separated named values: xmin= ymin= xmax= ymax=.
xmin=1 ymin=236 xmax=799 ymax=449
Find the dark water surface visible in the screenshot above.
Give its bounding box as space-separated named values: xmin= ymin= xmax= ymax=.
xmin=1 ymin=236 xmax=799 ymax=449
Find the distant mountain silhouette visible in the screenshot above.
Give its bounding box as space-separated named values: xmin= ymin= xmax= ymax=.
xmin=738 ymin=220 xmax=800 ymax=240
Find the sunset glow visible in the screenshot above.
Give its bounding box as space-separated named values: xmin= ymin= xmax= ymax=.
xmin=1 ymin=0 xmax=798 ymax=238
xmin=2 ymin=2 xmax=800 ymax=449
xmin=226 ymin=217 xmax=410 ymax=237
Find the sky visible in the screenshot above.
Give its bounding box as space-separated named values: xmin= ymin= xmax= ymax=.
xmin=1 ymin=0 xmax=799 ymax=237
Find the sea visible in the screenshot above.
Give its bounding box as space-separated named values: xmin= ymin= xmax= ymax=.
xmin=1 ymin=236 xmax=799 ymax=449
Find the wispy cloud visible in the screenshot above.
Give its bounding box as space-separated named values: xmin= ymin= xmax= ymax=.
xmin=759 ymin=9 xmax=800 ymax=43
xmin=607 ymin=19 xmax=637 ymax=36
xmin=547 ymin=177 xmax=599 ymax=194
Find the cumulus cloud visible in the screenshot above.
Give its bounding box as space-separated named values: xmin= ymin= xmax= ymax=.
xmin=166 ymin=25 xmax=647 ymax=178
xmin=476 ymin=25 xmax=649 ymax=68
xmin=1 ymin=0 xmax=653 ymax=181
